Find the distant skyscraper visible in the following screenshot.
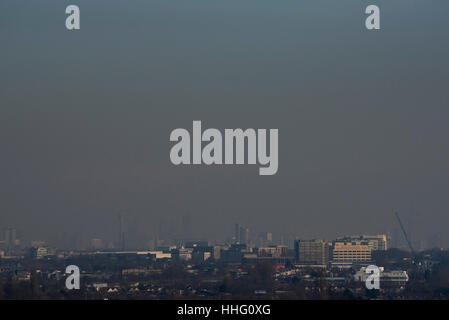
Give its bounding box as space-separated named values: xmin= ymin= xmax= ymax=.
xmin=118 ymin=214 xmax=126 ymax=250
xmin=240 ymin=227 xmax=250 ymax=246
xmin=257 ymin=232 xmax=273 ymax=247
xmin=234 ymin=224 xmax=250 ymax=245
xmin=4 ymin=228 xmax=18 ymax=248
xmin=234 ymin=223 xmax=240 ymax=244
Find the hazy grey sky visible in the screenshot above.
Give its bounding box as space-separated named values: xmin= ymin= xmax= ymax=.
xmin=1 ymin=0 xmax=448 ymax=247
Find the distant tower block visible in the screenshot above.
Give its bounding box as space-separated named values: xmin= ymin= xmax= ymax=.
xmin=234 ymin=223 xmax=240 ymax=244
xmin=118 ymin=214 xmax=126 ymax=251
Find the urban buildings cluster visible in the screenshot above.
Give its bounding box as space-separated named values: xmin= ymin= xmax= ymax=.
xmin=2 ymin=224 xmax=449 ymax=299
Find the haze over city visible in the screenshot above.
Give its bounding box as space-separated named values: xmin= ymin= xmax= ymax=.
xmin=1 ymin=0 xmax=449 ymax=249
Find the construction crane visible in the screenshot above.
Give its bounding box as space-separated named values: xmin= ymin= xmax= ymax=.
xmin=394 ymin=211 xmax=418 ymax=264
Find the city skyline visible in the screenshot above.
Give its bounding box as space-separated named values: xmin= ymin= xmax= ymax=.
xmin=0 ymin=220 xmax=442 ymax=253
xmin=1 ymin=1 xmax=449 ymax=303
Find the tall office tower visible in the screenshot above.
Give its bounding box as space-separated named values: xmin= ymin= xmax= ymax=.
xmin=10 ymin=228 xmax=16 ymax=245
xmin=4 ymin=228 xmax=17 ymax=247
xmin=234 ymin=223 xmax=240 ymax=244
xmin=233 ymin=224 xmax=250 ymax=245
xmin=118 ymin=214 xmax=126 ymax=251
xmin=294 ymin=239 xmax=329 ymax=265
xmin=257 ymin=232 xmax=273 ymax=247
xmin=240 ymin=226 xmax=250 ymax=246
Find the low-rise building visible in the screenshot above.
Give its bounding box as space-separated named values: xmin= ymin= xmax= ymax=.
xmin=354 ymin=266 xmax=408 ymax=285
